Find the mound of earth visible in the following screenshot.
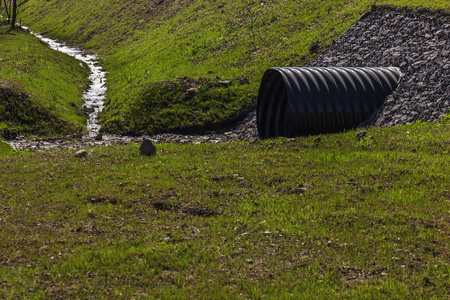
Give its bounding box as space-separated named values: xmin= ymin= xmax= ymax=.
xmin=100 ymin=75 xmax=252 ymax=136
xmin=0 ymin=81 xmax=82 ymax=139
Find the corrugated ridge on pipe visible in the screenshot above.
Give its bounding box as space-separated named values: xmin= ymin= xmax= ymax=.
xmin=257 ymin=67 xmax=402 ymax=138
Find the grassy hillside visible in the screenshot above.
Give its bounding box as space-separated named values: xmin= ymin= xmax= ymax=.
xmin=0 ymin=24 xmax=90 ymax=137
xmin=17 ymin=0 xmax=450 ymax=134
xmin=1 ymin=122 xmax=449 ymax=298
xmin=1 ymin=2 xmax=450 ymax=297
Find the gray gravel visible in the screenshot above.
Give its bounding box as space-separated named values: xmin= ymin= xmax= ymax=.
xmin=309 ymin=6 xmax=450 ymax=127
xmin=5 ymin=110 xmax=258 ymax=151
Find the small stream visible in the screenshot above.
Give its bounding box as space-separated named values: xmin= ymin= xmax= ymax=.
xmin=22 ymin=26 xmax=106 ymax=138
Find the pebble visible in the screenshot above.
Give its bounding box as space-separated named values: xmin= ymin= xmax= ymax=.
xmin=74 ymin=150 xmax=87 ymax=157
xmin=356 ymin=131 xmax=367 ymax=139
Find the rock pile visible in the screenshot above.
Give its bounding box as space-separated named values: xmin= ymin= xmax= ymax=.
xmin=309 ymin=6 xmax=449 ymax=127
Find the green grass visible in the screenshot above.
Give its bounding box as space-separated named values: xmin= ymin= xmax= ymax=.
xmin=0 ymin=25 xmax=90 ymax=137
xmin=1 ymin=1 xmax=450 ymax=297
xmin=106 ymin=76 xmax=254 ymax=134
xmin=0 ymin=122 xmax=449 ymax=298
xmin=0 ymin=140 xmax=13 ymax=154
xmin=16 ymin=0 xmax=450 ymax=134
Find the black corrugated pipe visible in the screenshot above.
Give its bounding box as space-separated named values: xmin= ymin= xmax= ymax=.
xmin=257 ymin=67 xmax=402 ymax=138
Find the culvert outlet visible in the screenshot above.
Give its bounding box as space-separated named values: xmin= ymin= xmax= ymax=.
xmin=257 ymin=67 xmax=402 ymax=138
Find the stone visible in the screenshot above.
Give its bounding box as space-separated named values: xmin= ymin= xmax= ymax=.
xmin=95 ymin=133 xmax=103 ymax=141
xmin=140 ymin=139 xmax=156 ymax=156
xmin=184 ymin=87 xmax=198 ymax=96
xmin=75 ymin=150 xmax=88 ymax=158
xmin=218 ymin=80 xmax=232 ymax=87
xmin=356 ymin=131 xmax=367 ymax=139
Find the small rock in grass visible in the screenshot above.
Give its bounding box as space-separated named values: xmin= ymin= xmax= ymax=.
xmin=95 ymin=133 xmax=103 ymax=141
xmin=356 ymin=131 xmax=367 ymax=139
xmin=75 ymin=150 xmax=87 ymax=158
xmin=140 ymin=139 xmax=156 ymax=156
xmin=184 ymin=87 xmax=198 ymax=96
xmin=218 ymin=80 xmax=232 ymax=87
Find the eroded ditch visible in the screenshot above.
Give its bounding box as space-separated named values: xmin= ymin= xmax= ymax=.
xmin=22 ymin=25 xmax=107 ymax=138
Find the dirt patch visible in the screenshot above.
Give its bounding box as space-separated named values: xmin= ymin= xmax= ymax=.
xmin=86 ymin=196 xmax=119 ymax=205
xmin=339 ymin=265 xmax=388 ymax=283
xmin=152 ymin=200 xmax=217 ymax=217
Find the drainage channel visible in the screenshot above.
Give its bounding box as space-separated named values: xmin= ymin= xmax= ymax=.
xmin=4 ymin=25 xmax=147 ymax=150
xmin=21 ymin=26 xmax=106 ymax=138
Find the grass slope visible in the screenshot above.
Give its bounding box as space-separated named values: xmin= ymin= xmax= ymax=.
xmin=0 ymin=24 xmax=90 ymax=137
xmin=1 ymin=1 xmax=449 ymax=297
xmin=17 ymin=0 xmax=450 ymax=134
xmin=0 ymin=123 xmax=449 ymax=298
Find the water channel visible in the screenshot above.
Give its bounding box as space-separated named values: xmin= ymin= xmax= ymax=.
xmin=22 ymin=26 xmax=106 ymax=138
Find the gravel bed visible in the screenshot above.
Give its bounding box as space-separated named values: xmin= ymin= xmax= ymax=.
xmin=309 ymin=6 xmax=449 ymax=127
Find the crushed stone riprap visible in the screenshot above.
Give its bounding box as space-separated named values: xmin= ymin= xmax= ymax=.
xmin=309 ymin=6 xmax=450 ymax=127
xmin=5 ymin=115 xmax=259 ymax=151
